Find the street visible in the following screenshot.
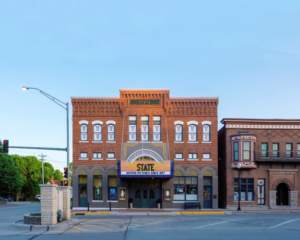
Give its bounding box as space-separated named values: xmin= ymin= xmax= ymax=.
xmin=1 ymin=203 xmax=300 ymax=240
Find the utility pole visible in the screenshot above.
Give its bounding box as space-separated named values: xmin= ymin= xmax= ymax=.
xmin=39 ymin=154 xmax=47 ymax=184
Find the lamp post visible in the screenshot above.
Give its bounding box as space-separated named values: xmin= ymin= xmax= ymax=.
xmin=22 ymin=86 xmax=69 ymax=186
xmin=237 ymin=162 xmax=241 ymax=211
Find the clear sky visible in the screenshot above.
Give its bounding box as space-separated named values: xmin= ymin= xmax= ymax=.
xmin=1 ymin=1 xmax=300 ymax=172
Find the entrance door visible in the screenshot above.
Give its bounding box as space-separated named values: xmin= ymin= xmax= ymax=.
xmin=203 ymin=186 xmax=212 ymax=208
xmin=142 ymin=189 xmax=148 ymax=208
xmin=79 ymin=185 xmax=87 ymax=207
xmin=276 ymin=183 xmax=289 ymax=206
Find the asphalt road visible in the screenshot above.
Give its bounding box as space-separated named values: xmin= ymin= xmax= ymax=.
xmin=1 ymin=203 xmax=300 ymax=240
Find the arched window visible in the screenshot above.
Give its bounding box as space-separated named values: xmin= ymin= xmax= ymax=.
xmin=175 ymin=125 xmax=183 ymax=142
xmin=80 ymin=124 xmax=88 ymax=141
xmin=203 ymin=124 xmax=210 ymax=142
xmin=93 ymin=170 xmax=102 ymax=200
xmin=107 ymin=124 xmax=115 ymax=141
xmin=188 ymin=125 xmax=197 ymax=142
xmin=93 ymin=124 xmax=102 ymax=141
xmin=108 ymin=169 xmax=117 ymax=200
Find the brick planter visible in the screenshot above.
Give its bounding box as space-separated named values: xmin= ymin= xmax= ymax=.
xmin=24 ymin=214 xmax=41 ymax=225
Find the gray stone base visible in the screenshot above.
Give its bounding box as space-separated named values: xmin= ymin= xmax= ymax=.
xmin=289 ymin=191 xmax=298 ymax=207
xmin=269 ymin=191 xmax=276 ymax=208
xmin=24 ymin=214 xmax=41 ymax=225
xmin=226 ymin=205 xmax=270 ymax=210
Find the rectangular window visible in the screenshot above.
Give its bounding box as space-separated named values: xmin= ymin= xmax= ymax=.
xmin=173 ymin=177 xmax=198 ymax=201
xmin=188 ymin=153 xmax=198 ymax=159
xmin=234 ymin=142 xmax=239 ymax=161
xmin=297 ymin=144 xmax=300 ymax=158
xmin=243 ymin=142 xmax=250 ymax=160
xmin=141 ymin=116 xmax=149 ymax=141
xmin=153 ymin=116 xmax=161 ymax=141
xmin=203 ymin=153 xmax=211 ymax=159
xmin=93 ymin=152 xmax=102 ymax=159
xmin=80 ymin=152 xmax=88 ymax=158
xmin=286 ymin=143 xmax=293 ymax=158
xmin=80 ymin=124 xmax=88 ymax=141
xmin=108 ymin=176 xmax=117 ymax=200
xmin=128 ymin=116 xmax=137 ymax=141
xmin=175 ymin=125 xmax=183 ymax=142
xmin=261 ymin=143 xmax=268 ymax=157
xmin=107 ymin=124 xmax=115 ymax=141
xmin=93 ymin=124 xmax=102 ymax=141
xmin=234 ymin=178 xmax=254 ymax=201
xmin=272 ymin=143 xmax=279 ymax=158
xmin=93 ymin=176 xmax=102 ymax=200
xmin=107 ymin=152 xmax=115 ymax=159
xmin=175 ymin=153 xmax=183 ymax=159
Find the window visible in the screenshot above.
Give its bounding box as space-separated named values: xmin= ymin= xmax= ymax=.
xmin=173 ymin=177 xmax=198 ymax=201
xmin=141 ymin=116 xmax=149 ymax=141
xmin=203 ymin=124 xmax=210 ymax=142
xmin=80 ymin=124 xmax=88 ymax=141
xmin=175 ymin=125 xmax=183 ymax=142
xmin=203 ymin=153 xmax=211 ymax=159
xmin=286 ymin=143 xmax=293 ymax=158
xmin=107 ymin=124 xmax=115 ymax=141
xmin=243 ymin=142 xmax=250 ymax=160
xmin=188 ymin=125 xmax=197 ymax=142
xmin=298 ymin=144 xmax=300 ymax=158
xmin=175 ymin=153 xmax=183 ymax=159
xmin=273 ymin=143 xmax=279 ymax=158
xmin=108 ymin=176 xmax=117 ymax=200
xmin=107 ymin=152 xmax=115 ymax=159
xmin=234 ymin=142 xmax=239 ymax=161
xmin=93 ymin=152 xmax=102 ymax=159
xmin=93 ymin=175 xmax=102 ymax=200
xmin=261 ymin=143 xmax=268 ymax=157
xmin=153 ymin=116 xmax=161 ymax=141
xmin=188 ymin=153 xmax=198 ymax=159
xmin=93 ymin=124 xmax=102 ymax=141
xmin=234 ymin=178 xmax=254 ymax=201
xmin=80 ymin=152 xmax=88 ymax=158
xmin=128 ymin=116 xmax=137 ymax=141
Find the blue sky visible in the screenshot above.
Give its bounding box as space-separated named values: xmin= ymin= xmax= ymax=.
xmin=1 ymin=1 xmax=300 ymax=171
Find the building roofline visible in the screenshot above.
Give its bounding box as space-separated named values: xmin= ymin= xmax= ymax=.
xmin=119 ymin=89 xmax=170 ymax=91
xmin=170 ymin=97 xmax=219 ymax=100
xmin=71 ymin=97 xmax=120 ymax=100
xmin=221 ymin=118 xmax=300 ymax=124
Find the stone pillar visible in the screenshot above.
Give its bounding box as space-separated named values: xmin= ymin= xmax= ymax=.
xmin=289 ymin=191 xmax=298 ymax=207
xmin=40 ymin=184 xmax=57 ymax=225
xmin=62 ymin=186 xmax=71 ymax=220
xmin=269 ymin=191 xmax=276 ymax=208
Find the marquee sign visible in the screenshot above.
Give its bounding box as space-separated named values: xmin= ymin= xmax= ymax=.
xmin=117 ymin=160 xmax=174 ymax=178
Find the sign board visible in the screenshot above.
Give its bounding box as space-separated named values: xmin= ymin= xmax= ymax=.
xmin=130 ymin=100 xmax=160 ymax=105
xmin=117 ymin=160 xmax=174 ymax=178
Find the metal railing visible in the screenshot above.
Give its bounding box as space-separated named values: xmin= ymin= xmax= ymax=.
xmin=254 ymin=151 xmax=300 ymax=162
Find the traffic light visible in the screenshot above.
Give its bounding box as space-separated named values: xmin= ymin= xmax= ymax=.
xmin=64 ymin=167 xmax=68 ymax=178
xmin=3 ymin=140 xmax=9 ymax=153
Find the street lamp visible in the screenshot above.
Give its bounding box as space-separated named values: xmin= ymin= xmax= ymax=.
xmin=22 ymin=86 xmax=69 ymax=186
xmin=237 ymin=162 xmax=241 ymax=211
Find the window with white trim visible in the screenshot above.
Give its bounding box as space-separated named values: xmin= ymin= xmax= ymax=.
xmin=188 ymin=153 xmax=198 ymax=159
xmin=107 ymin=124 xmax=115 ymax=141
xmin=128 ymin=116 xmax=137 ymax=141
xmin=80 ymin=124 xmax=88 ymax=141
xmin=93 ymin=152 xmax=102 ymax=159
xmin=203 ymin=124 xmax=210 ymax=142
xmin=175 ymin=153 xmax=183 ymax=159
xmin=80 ymin=152 xmax=88 ymax=158
xmin=175 ymin=124 xmax=183 ymax=142
xmin=188 ymin=125 xmax=197 ymax=142
xmin=141 ymin=116 xmax=149 ymax=141
xmin=153 ymin=116 xmax=161 ymax=141
xmin=203 ymin=153 xmax=211 ymax=159
xmin=107 ymin=152 xmax=115 ymax=159
xmin=93 ymin=124 xmax=102 ymax=141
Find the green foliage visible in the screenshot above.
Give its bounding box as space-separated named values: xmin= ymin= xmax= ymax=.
xmin=53 ymin=169 xmax=63 ymax=180
xmin=0 ymin=154 xmax=23 ymax=196
xmin=0 ymin=140 xmax=3 ymax=153
xmin=43 ymin=162 xmax=54 ymax=183
xmin=69 ymin=162 xmax=73 ymax=186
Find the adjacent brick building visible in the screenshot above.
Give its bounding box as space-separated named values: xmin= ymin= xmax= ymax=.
xmin=218 ymin=118 xmax=300 ymax=209
xmin=72 ymin=89 xmax=219 ymax=209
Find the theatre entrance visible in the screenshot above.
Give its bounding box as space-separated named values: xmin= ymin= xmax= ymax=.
xmin=128 ymin=179 xmax=161 ymax=208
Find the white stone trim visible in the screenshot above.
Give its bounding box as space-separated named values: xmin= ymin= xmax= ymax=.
xmin=106 ymin=158 xmax=116 ymax=160
xmin=79 ymin=158 xmax=89 ymax=160
xmin=187 ymin=141 xmax=199 ymax=144
xmin=92 ymin=141 xmax=103 ymax=143
xmin=187 ymin=159 xmax=199 ymax=161
xmin=92 ymin=200 xmax=103 ymax=202
xmin=187 ymin=121 xmax=198 ymax=126
xmin=202 ymin=141 xmax=212 ymax=144
xmin=92 ymin=120 xmax=103 ymax=125
xmin=79 ymin=141 xmax=89 ymax=143
xmin=127 ymin=141 xmax=138 ymax=143
xmin=79 ymin=120 xmax=89 ymax=125
xmin=106 ymin=141 xmax=116 ymax=143
xmin=92 ymin=158 xmax=103 ymax=160
xmin=106 ymin=120 xmax=116 ymax=125
xmin=226 ymin=124 xmax=300 ymax=129
xmin=174 ymin=159 xmax=184 ymax=161
xmin=174 ymin=141 xmax=184 ymax=143
xmin=202 ymin=159 xmax=212 ymax=161
xmin=174 ymin=121 xmax=184 ymax=125
xmin=202 ymin=121 xmax=212 ymax=125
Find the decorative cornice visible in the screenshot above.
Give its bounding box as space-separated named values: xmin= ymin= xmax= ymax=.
xmin=226 ymin=124 xmax=300 ymax=129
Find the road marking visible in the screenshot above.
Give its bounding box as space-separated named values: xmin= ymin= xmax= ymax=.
xmin=72 ymin=226 xmax=88 ymax=231
xmin=82 ymin=222 xmax=118 ymax=227
xmin=82 ymin=224 xmax=113 ymax=231
xmin=119 ymin=220 xmax=177 ymax=230
xmin=269 ymin=219 xmax=300 ymax=229
xmin=192 ymin=219 xmax=249 ymax=229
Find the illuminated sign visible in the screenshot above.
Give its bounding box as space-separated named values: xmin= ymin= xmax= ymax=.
xmin=117 ymin=160 xmax=174 ymax=178
xmin=130 ymin=100 xmax=160 ymax=105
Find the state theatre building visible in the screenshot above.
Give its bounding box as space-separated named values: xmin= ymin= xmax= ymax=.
xmin=72 ymin=89 xmax=219 ymax=210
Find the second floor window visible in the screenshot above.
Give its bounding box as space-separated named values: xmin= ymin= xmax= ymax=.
xmin=80 ymin=152 xmax=88 ymax=158
xmin=203 ymin=124 xmax=210 ymax=142
xmin=107 ymin=152 xmax=115 ymax=159
xmin=286 ymin=143 xmax=293 ymax=158
xmin=153 ymin=116 xmax=161 ymax=141
xmin=188 ymin=125 xmax=197 ymax=142
xmin=175 ymin=125 xmax=183 ymax=142
xmin=261 ymin=143 xmax=268 ymax=157
xmin=188 ymin=153 xmax=198 ymax=159
xmin=141 ymin=116 xmax=149 ymax=141
xmin=203 ymin=153 xmax=211 ymax=159
xmin=273 ymin=143 xmax=279 ymax=157
xmin=243 ymin=142 xmax=250 ymax=160
xmin=298 ymin=144 xmax=300 ymax=158
xmin=175 ymin=153 xmax=183 ymax=159
xmin=93 ymin=152 xmax=102 ymax=159
xmin=107 ymin=124 xmax=115 ymax=141
xmin=128 ymin=116 xmax=137 ymax=141
xmin=80 ymin=124 xmax=88 ymax=141
xmin=93 ymin=124 xmax=102 ymax=141
xmin=234 ymin=142 xmax=239 ymax=161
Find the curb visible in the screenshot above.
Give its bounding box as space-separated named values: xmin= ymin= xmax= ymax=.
xmin=71 ymin=212 xmax=113 ymax=216
xmin=12 ymin=219 xmax=78 ymax=231
xmin=178 ymin=211 xmax=225 ymax=215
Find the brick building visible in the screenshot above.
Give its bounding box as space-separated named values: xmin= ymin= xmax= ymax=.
xmin=72 ymin=89 xmax=219 ymax=210
xmin=218 ymin=118 xmax=300 ymax=209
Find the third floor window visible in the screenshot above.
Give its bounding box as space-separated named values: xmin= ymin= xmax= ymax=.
xmin=188 ymin=125 xmax=197 ymax=142
xmin=80 ymin=124 xmax=88 ymax=141
xmin=243 ymin=142 xmax=250 ymax=160
xmin=128 ymin=116 xmax=137 ymax=141
xmin=286 ymin=143 xmax=293 ymax=158
xmin=141 ymin=116 xmax=149 ymax=141
xmin=153 ymin=116 xmax=161 ymax=141
xmin=107 ymin=124 xmax=115 ymax=141
xmin=93 ymin=124 xmax=102 ymax=141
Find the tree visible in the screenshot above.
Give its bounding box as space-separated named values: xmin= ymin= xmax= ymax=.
xmin=0 ymin=154 xmax=23 ymax=197
xmin=69 ymin=162 xmax=73 ymax=186
xmin=0 ymin=140 xmax=3 ymax=153
xmin=43 ymin=162 xmax=54 ymax=183
xmin=53 ymin=169 xmax=63 ymax=180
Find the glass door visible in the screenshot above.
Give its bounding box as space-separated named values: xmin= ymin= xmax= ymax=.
xmin=142 ymin=189 xmax=148 ymax=208
xmin=203 ymin=176 xmax=212 ymax=208
xmin=79 ymin=185 xmax=87 ymax=207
